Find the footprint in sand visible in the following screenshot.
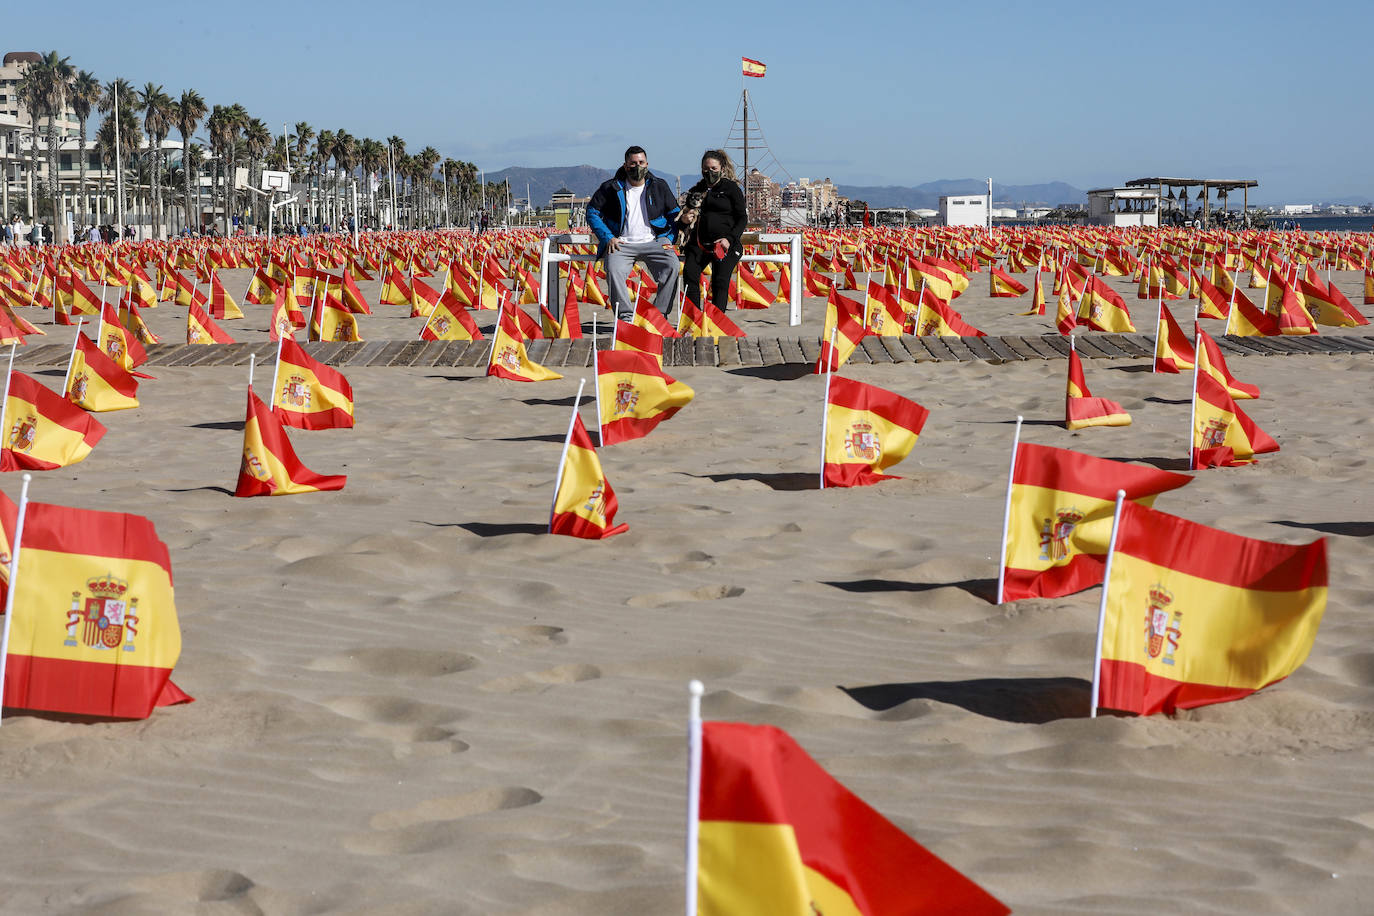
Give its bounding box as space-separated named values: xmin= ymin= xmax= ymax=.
xmin=322 ymin=695 xmax=468 ymax=752
xmin=660 ymin=550 xmax=716 ymax=573
xmin=487 ymin=624 xmax=569 ymax=648
xmin=344 ymin=786 xmax=542 ymax=855
xmin=625 ymin=584 xmax=744 ymax=609
xmin=480 ymin=663 xmax=602 ymax=694
xmin=308 ymin=647 xmax=477 ymax=678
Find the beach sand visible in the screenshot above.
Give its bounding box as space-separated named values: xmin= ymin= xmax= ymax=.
xmin=0 ymin=263 xmax=1372 ymax=914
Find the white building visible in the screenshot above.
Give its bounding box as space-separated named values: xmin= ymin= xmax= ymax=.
xmin=1086 ymin=187 xmax=1160 ymax=227
xmin=939 ymin=193 xmax=989 ymax=227
xmin=1282 ymin=204 xmax=1313 ymax=215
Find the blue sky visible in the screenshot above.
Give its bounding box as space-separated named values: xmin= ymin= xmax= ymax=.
xmin=10 ymin=0 xmax=1370 ymax=202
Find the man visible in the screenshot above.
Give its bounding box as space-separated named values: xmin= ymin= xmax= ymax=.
xmin=587 ymin=146 xmax=682 ymax=323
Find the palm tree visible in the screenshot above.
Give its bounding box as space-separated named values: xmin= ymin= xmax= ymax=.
xmin=14 ymin=72 xmax=43 ymax=219
xmin=332 ymin=130 xmax=356 ymax=229
xmin=243 ymin=118 xmax=272 ymax=229
xmin=358 ymin=138 xmax=385 ymax=224
xmin=99 ymin=78 xmax=138 ymax=234
xmin=313 ymin=129 xmax=334 ymax=227
xmin=292 ymin=121 xmax=313 ymax=181
xmin=94 ymin=107 xmax=142 ymax=232
xmin=19 ymin=52 xmax=75 ymax=240
xmin=224 ymin=104 xmax=248 ymax=233
xmin=70 ymin=70 xmax=101 ymax=230
xmin=173 ymin=89 xmax=206 ymax=232
xmin=138 ymin=83 xmax=173 ymax=239
xmin=386 ymin=136 xmax=406 ymax=227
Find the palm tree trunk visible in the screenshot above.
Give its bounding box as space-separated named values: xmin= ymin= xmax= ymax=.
xmin=182 ymin=133 xmax=192 ymax=233
xmin=77 ymin=121 xmax=89 ymax=232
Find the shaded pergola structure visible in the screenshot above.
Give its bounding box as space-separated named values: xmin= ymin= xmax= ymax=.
xmin=1124 ymin=177 xmax=1258 ymax=224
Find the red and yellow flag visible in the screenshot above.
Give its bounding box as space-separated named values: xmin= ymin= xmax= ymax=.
xmin=272 ymin=339 xmax=355 ymax=430
xmin=863 ymin=280 xmax=905 ymax=337
xmin=1152 ymin=303 xmax=1195 ymax=373
xmin=3 ymin=500 xmax=192 ymax=718
xmin=66 ymin=332 xmax=139 ymax=412
xmin=420 ymin=289 xmax=483 ymax=341
xmin=209 ymin=271 xmax=243 ymax=319
xmin=187 ymin=300 xmax=235 ymax=344
xmin=696 ymin=721 xmax=1009 ymax=916
xmin=612 ymin=319 xmax=665 ymax=365
xmin=1001 ymin=444 xmax=1191 ymax=602
xmin=1066 ymin=348 xmax=1130 ymax=430
xmin=1097 ymin=499 xmax=1326 ymax=716
xmin=823 ymin=376 xmax=929 ymax=487
xmin=1192 ymin=370 xmax=1278 ymax=468
xmin=235 ymin=387 xmax=347 ymax=497
xmin=1195 ymin=327 xmax=1258 ymax=400
xmin=550 ymin=414 xmax=627 ymax=539
xmin=1078 ymin=275 xmax=1136 ymax=333
xmin=815 ymin=290 xmax=867 ymax=374
xmin=311 ymin=294 xmax=363 ymax=342
xmin=379 ymin=265 xmax=412 ymax=305
xmin=99 ymin=302 xmax=147 ymax=371
xmin=487 ymin=306 xmax=562 ymax=382
xmin=2 ymin=372 xmax=107 ymax=470
xmin=595 ymin=350 xmax=694 ymax=446
xmin=913 ymin=285 xmax=984 ymax=337
xmin=741 ymin=56 xmax=766 ymax=78
xmin=989 ymin=265 xmax=1027 ymax=298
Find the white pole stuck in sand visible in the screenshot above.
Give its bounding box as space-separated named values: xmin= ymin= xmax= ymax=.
xmin=62 ymin=317 xmax=86 ymax=396
xmin=684 ymin=679 xmax=704 ymax=916
xmin=1089 ymin=490 xmax=1127 ymax=719
xmin=0 ymin=472 xmax=34 ymax=728
xmin=995 ymin=415 xmax=1024 ymax=605
xmin=818 ymin=327 xmax=837 ymax=490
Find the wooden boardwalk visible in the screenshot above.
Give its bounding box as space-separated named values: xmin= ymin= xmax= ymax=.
xmin=14 ymin=332 xmax=1374 ymax=370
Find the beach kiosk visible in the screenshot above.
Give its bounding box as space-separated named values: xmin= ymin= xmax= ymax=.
xmin=1086 ymin=187 xmax=1161 ymax=227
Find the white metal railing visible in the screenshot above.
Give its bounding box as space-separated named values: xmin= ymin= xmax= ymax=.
xmin=538 ymin=231 xmax=804 ymax=326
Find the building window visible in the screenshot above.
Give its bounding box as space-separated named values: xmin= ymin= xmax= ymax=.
xmin=60 ymin=154 xmax=72 ymax=169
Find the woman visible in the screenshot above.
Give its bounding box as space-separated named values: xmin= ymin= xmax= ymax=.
xmin=680 ymin=150 xmax=747 ymax=313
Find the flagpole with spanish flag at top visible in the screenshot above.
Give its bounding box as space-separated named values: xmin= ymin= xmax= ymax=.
xmin=1089 ymin=490 xmax=1127 ymax=718
xmin=818 ymin=328 xmax=836 ymax=490
xmin=994 ymin=416 xmax=1024 ymax=605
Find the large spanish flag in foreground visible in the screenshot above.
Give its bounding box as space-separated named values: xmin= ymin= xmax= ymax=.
xmin=595 ymin=350 xmax=693 ymax=446
xmin=549 ymin=413 xmax=627 ymax=539
xmin=235 ymin=386 xmax=347 ymax=497
xmin=696 ymin=721 xmax=1009 ymax=916
xmin=1096 ymin=500 xmax=1326 ymax=716
xmin=1191 ymin=370 xmax=1278 ymax=469
xmin=66 ymin=332 xmax=140 ymax=412
xmin=823 ymin=376 xmax=929 ymax=488
xmin=4 ymin=500 xmax=192 ymax=718
xmin=2 ymin=373 xmax=107 ymax=471
xmin=1001 ymin=443 xmax=1191 ymax=602
xmin=273 ymin=339 xmax=355 ymax=430
xmin=1065 ymin=348 xmax=1130 ymax=430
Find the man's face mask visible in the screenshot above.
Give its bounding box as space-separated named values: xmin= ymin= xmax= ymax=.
xmin=626 ymin=163 xmax=648 ymax=180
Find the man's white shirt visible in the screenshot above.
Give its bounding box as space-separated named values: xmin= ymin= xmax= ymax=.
xmin=619 ymin=182 xmax=654 ymax=243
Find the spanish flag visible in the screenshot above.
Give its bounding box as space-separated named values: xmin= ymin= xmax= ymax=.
xmin=1299 ymin=277 xmax=1368 ymax=327
xmin=989 ymin=265 xmax=1028 ymax=298
xmin=119 ymin=298 xmax=160 ymax=345
xmin=634 ymin=296 xmax=678 ymax=337
xmin=209 ymin=271 xmax=244 ymax=319
xmin=1096 ymin=499 xmax=1327 ymax=716
xmin=549 ymin=413 xmax=627 ymax=539
xmin=741 ymin=56 xmax=766 ymax=78
xmin=737 ymin=267 xmax=774 ymax=309
xmin=681 ymin=299 xmax=746 ymax=339
xmin=341 ymin=270 xmax=372 ymax=314
xmin=272 ymin=339 xmax=355 ymax=430
xmin=1195 ymin=328 xmax=1258 ymax=400
xmin=1225 ymin=288 xmax=1280 ymax=336
xmin=815 ymin=290 xmax=867 ymax=374
xmin=1 ymin=372 xmax=107 ymax=471
xmin=863 ymin=280 xmax=905 ymax=337
xmin=99 ymin=301 xmax=147 ymax=371
xmin=311 ymin=294 xmax=363 ymax=342
xmin=1193 ymin=269 xmax=1230 ymax=320
xmin=913 ymin=286 xmax=984 ymax=337
xmin=1078 ymin=275 xmax=1136 ymax=333
xmin=379 ymin=265 xmax=412 ymax=305
xmin=487 ymin=305 xmax=562 ymax=382
xmin=1152 ymin=303 xmax=1195 ymax=373
xmin=695 ymin=721 xmax=1009 ymax=915
xmin=823 ymin=376 xmax=929 ymax=487
xmin=596 ymin=350 xmax=694 ymax=446
xmin=65 ymin=332 xmax=139 ymax=412
xmin=187 ymin=300 xmax=235 ymax=344
xmin=3 ymin=499 xmax=192 ymax=718
xmin=245 ymin=267 xmax=277 ymax=305
xmin=1066 ymin=348 xmax=1130 ymax=430
xmin=410 ymin=275 xmax=442 ymax=319
xmin=612 ymin=319 xmax=664 ymax=365
xmin=420 ymin=290 xmax=483 ymax=341
xmin=1191 ymin=370 xmax=1278 ymax=469
xmin=235 ymin=386 xmax=347 ymax=497
xmin=1000 ymin=443 xmax=1191 ymax=602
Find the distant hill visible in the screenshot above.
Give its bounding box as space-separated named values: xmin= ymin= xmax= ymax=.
xmin=484 ymin=165 xmax=611 ymax=206
xmin=838 ymin=179 xmax=1086 ymax=210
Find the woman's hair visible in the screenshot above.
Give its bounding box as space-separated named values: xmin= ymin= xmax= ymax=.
xmin=700 ymin=149 xmax=736 ymax=182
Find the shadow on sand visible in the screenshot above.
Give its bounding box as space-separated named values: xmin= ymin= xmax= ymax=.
xmin=840 ymin=676 xmax=1092 ymax=724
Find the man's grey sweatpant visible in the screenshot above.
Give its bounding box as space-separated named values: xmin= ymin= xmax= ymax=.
xmin=605 ymin=239 xmax=680 ymax=323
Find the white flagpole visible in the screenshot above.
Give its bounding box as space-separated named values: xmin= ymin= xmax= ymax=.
xmin=1225 ymin=264 xmax=1240 ymax=335
xmin=0 ymin=472 xmax=34 ymax=728
xmin=593 ymin=349 xmax=603 ymax=446
xmin=995 ymin=415 xmax=1024 ymax=605
xmin=248 ymin=353 xmax=256 ymax=390
xmin=268 ymin=337 xmax=285 ymax=411
xmin=1152 ymin=289 xmax=1163 ymax=375
xmin=1187 ymin=321 xmax=1201 ymax=469
xmin=1089 ymin=489 xmax=1127 ymax=719
xmin=62 ymin=317 xmax=86 ymax=396
xmin=486 ymin=295 xmax=505 ymax=370
xmin=818 ymin=327 xmax=837 ymax=489
xmin=684 ymin=678 xmax=704 ymax=916
xmin=549 ymin=378 xmax=587 ymax=530
xmin=0 ymin=343 xmax=17 ymax=445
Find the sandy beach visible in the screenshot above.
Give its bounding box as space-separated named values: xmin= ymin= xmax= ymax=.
xmin=1 ymin=259 xmax=1372 ymax=914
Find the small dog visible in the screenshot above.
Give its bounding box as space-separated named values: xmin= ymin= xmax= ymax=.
xmin=676 ymin=190 xmax=706 ymax=247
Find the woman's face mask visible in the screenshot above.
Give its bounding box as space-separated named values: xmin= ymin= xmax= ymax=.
xmin=703 ymin=166 xmax=722 ymax=184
